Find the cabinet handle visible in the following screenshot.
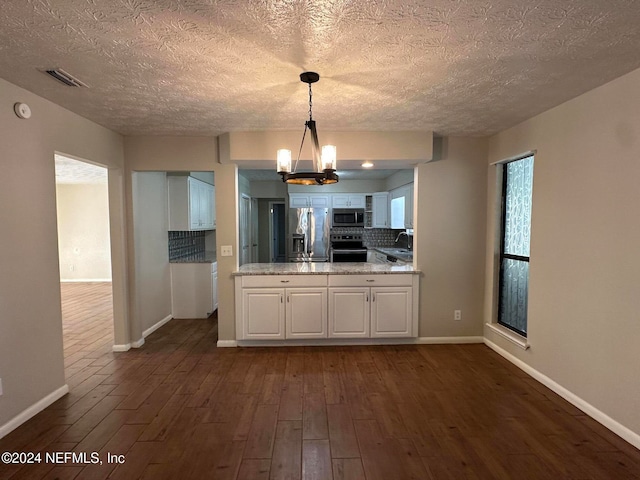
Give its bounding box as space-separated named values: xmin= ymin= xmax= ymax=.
xmin=372 ymin=293 xmax=376 ymax=302
xmin=280 ymin=280 xmax=290 ymax=283
xmin=280 ymin=294 xmax=283 ymax=303
xmin=287 ymin=295 xmax=290 ymax=303
xmin=366 ymin=279 xmax=374 ymax=282
xmin=366 ymin=294 xmax=369 ymax=302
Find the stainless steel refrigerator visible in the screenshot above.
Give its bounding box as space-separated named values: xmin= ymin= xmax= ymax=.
xmin=287 ymin=208 xmax=330 ymax=262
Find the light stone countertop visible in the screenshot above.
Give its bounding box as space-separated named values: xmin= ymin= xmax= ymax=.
xmin=233 ymin=262 xmax=419 ymax=276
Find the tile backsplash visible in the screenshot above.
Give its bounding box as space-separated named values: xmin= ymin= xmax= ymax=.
xmin=331 ymin=227 xmax=410 ymax=249
xmin=168 ymin=231 xmax=206 ymax=260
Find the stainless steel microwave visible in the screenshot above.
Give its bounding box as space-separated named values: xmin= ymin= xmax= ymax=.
xmin=332 ymin=208 xmax=365 ymax=227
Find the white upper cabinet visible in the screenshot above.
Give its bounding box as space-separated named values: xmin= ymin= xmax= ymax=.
xmin=168 ymin=176 xmax=215 ymax=231
xmin=332 ymin=194 xmax=366 ymax=209
xmin=371 ymin=192 xmax=389 ymax=228
xmin=289 ymin=194 xmax=330 ymax=208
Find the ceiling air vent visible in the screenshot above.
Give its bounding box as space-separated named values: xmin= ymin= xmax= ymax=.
xmin=43 ymin=68 xmax=88 ymax=87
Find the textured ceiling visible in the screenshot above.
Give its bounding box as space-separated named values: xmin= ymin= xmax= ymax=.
xmin=2 ymin=1 xmax=640 ymax=137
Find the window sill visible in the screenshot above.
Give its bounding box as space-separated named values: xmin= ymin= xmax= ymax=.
xmin=485 ymin=323 xmax=530 ymax=350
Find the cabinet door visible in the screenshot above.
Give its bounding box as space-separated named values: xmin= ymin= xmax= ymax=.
xmin=309 ymin=195 xmax=330 ymax=208
xmin=199 ymin=182 xmax=212 ymax=229
xmin=405 ymin=184 xmax=414 ymax=228
xmin=290 ymin=194 xmax=309 ymax=208
xmin=242 ymin=288 xmax=285 ymax=339
xmin=286 ymin=288 xmax=327 ymax=339
xmin=188 ymin=178 xmax=201 ymax=229
xmin=211 ymin=185 xmax=217 ymax=229
xmin=347 ymin=195 xmax=366 ymax=208
xmin=370 ymin=287 xmax=412 ymax=337
xmin=372 ymin=193 xmax=389 ymax=228
xmin=331 ymin=195 xmax=349 ymax=208
xmin=328 ymin=288 xmax=370 ymax=338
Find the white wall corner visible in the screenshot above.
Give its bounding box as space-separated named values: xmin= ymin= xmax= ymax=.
xmin=131 ymin=338 xmax=145 ymax=348
xmin=484 ymin=338 xmax=640 ymax=451
xmin=0 ymin=384 xmax=69 ymax=440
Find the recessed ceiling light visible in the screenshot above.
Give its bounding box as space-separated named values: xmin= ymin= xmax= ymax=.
xmin=361 ymin=161 xmax=374 ymax=168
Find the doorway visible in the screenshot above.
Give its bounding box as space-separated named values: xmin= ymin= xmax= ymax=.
xmin=269 ymin=201 xmax=286 ymax=262
xmin=54 ymin=154 xmax=115 ymax=376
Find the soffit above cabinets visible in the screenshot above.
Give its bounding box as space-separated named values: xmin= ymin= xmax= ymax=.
xmin=2 ymin=1 xmax=640 ymax=136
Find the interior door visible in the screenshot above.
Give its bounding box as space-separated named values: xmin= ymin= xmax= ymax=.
xmin=240 ymin=194 xmax=251 ymax=265
xmin=251 ymin=197 xmax=259 ymax=262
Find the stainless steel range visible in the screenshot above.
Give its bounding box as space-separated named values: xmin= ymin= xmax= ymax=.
xmin=330 ymin=233 xmax=367 ymax=262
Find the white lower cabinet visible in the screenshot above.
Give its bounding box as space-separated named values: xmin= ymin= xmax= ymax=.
xmin=329 ymin=284 xmax=413 ymax=338
xmin=370 ymin=287 xmax=412 ymax=337
xmin=242 ymin=288 xmax=285 ymax=339
xmin=328 ymin=288 xmax=370 ymax=338
xmin=286 ymin=288 xmax=327 ymax=339
xmin=238 ymin=275 xmax=328 ymax=340
xmin=236 ymin=273 xmax=417 ymax=342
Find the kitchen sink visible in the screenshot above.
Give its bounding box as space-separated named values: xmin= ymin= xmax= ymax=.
xmin=376 ymin=247 xmax=413 ymax=261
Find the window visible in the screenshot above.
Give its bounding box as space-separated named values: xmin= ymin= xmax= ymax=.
xmin=498 ymin=155 xmax=534 ymax=337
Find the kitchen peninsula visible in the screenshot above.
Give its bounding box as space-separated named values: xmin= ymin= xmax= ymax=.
xmin=234 ymin=262 xmax=419 ymax=345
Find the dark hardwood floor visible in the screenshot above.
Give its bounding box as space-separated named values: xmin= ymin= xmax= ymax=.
xmin=1 ymin=283 xmax=639 ymax=479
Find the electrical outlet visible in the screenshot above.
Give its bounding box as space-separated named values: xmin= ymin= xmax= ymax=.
xmin=69 ymin=265 xmax=75 ymax=272
xmin=454 ymin=310 xmax=462 ymax=321
xmin=221 ymin=245 xmax=233 ymax=257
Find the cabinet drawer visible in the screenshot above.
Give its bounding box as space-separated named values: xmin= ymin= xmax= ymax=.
xmin=242 ymin=275 xmax=328 ymax=288
xmin=328 ymin=274 xmax=413 ymax=287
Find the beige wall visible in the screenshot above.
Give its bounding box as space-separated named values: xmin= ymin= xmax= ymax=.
xmin=123 ymin=136 xmax=239 ymax=342
xmin=56 ymin=183 xmax=112 ymax=281
xmin=414 ymin=137 xmax=488 ymax=338
xmin=220 ymin=131 xmax=433 ymax=169
xmin=0 ymin=78 xmax=125 ymax=431
xmin=485 ymin=68 xmax=640 ymax=439
xmin=132 ymin=172 xmax=171 ymax=333
xmin=385 ymin=169 xmax=414 ymax=191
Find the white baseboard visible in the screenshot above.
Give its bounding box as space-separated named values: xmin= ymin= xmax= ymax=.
xmin=0 ymin=384 xmax=69 ymax=440
xmin=60 ymin=279 xmax=112 ymax=283
xmin=142 ymin=315 xmax=172 ymax=338
xmin=217 ymin=340 xmax=238 ymax=348
xmin=234 ymin=336 xmax=484 ymax=348
xmin=415 ymin=336 xmax=484 ymax=344
xmin=111 ymin=315 xmax=171 ymax=352
xmin=484 ymin=338 xmax=640 ymax=451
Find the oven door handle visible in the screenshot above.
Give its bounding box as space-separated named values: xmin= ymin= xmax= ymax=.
xmin=332 ymin=249 xmax=367 ymax=254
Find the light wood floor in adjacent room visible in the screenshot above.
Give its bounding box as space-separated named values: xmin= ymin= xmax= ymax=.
xmin=1 ymin=283 xmax=639 ymax=479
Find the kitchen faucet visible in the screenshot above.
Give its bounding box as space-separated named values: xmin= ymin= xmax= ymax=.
xmin=394 ymin=231 xmax=412 ymax=249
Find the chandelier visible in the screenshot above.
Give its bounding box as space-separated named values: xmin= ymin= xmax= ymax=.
xmin=277 ymin=72 xmax=338 ymax=185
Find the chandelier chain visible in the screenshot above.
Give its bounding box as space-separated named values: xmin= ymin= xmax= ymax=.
xmin=308 ymin=82 xmax=313 ymax=121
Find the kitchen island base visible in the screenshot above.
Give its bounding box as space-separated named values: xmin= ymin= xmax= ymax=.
xmin=233 ymin=263 xmax=419 ymax=344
